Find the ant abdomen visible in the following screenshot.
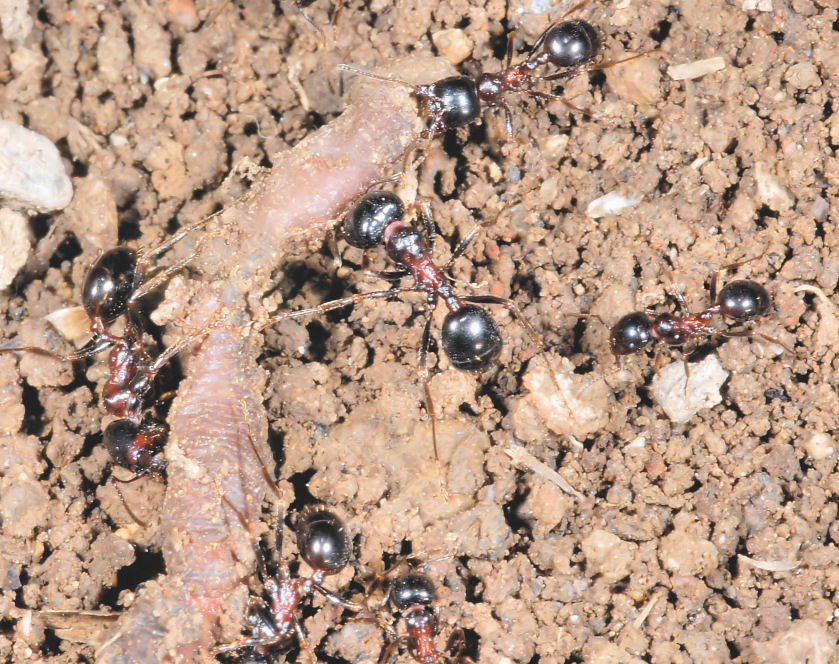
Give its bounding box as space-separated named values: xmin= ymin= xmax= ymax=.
xmin=82 ymin=247 xmax=140 ymax=323
xmin=609 ymin=311 xmax=655 ymax=355
xmin=389 ymin=573 xmax=436 ymax=611
xmin=343 ymin=191 xmax=405 ymax=249
xmin=296 ymin=507 xmax=351 ymax=575
xmin=542 ymin=19 xmax=600 ymax=68
xmin=717 ymin=280 xmax=771 ymax=322
xmin=441 ymin=305 xmax=502 ymax=371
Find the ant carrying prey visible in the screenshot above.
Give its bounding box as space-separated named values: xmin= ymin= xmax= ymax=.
xmin=215 ymin=500 xmax=360 ymax=661
xmin=0 ymin=212 xmax=222 ymax=479
xmin=339 ymin=0 xmax=652 ymax=137
xmin=257 ymin=190 xmax=572 ymax=490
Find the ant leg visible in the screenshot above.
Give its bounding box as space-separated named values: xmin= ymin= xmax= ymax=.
xmin=362 ymin=252 xmax=410 ymax=281
xmin=711 ymin=247 xmax=770 ymax=301
xmin=379 ymin=635 xmax=410 ymax=664
xmin=521 ymin=88 xmax=591 ymax=118
xmin=111 ymin=479 xmax=149 ymax=527
xmin=444 ymin=226 xmax=482 ymax=271
xmin=461 ymin=294 xmax=576 ymax=412
xmin=145 ymin=323 xmax=218 ymax=379
xmin=571 ymin=50 xmax=658 ymax=77
xmin=720 ymin=329 xmax=794 ymax=354
xmin=417 ymin=311 xmax=449 ymax=498
xmin=257 ymin=287 xmax=421 ymax=332
xmin=502 ymin=100 xmax=515 ymax=137
xmin=417 ymin=199 xmax=436 ymax=250
xmin=505 ymin=30 xmax=517 ymax=69
xmin=295 ymin=0 xmax=327 ymax=47
xmin=312 ymin=582 xmax=364 ymax=611
xmin=213 ymin=633 xmax=284 ymax=655
xmin=0 ymin=334 xmax=114 ymax=363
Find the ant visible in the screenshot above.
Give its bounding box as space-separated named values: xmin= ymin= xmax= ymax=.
xmin=351 ymin=567 xmax=471 ymax=664
xmin=609 ymin=255 xmax=788 ymax=385
xmin=0 ymin=212 xmax=222 ymax=479
xmin=256 ymin=190 xmax=572 ymax=488
xmin=338 ymin=0 xmax=650 ymax=137
xmin=214 ymin=501 xmax=361 ymax=660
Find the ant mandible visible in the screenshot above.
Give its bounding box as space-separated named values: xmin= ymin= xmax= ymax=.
xmin=339 ymin=0 xmax=647 ymax=137
xmin=214 ymin=501 xmax=360 ymax=660
xmin=257 ymin=190 xmax=572 ymax=486
xmin=609 ymin=255 xmax=787 ymax=376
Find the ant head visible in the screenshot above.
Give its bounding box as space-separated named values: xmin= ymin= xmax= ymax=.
xmin=542 ymin=19 xmax=600 ymax=69
xmin=717 ymin=279 xmax=770 ymax=321
xmin=389 ymin=573 xmax=436 ymax=611
xmin=103 ymin=419 xmax=140 ymax=468
xmin=610 ymin=311 xmax=654 ymax=355
xmin=343 ymin=191 xmax=404 ymax=249
xmin=296 ymin=507 xmax=351 ymax=576
xmin=82 ymin=247 xmax=140 ymax=323
xmin=418 ymin=76 xmax=481 ymax=132
xmin=440 ymin=305 xmax=502 ymax=371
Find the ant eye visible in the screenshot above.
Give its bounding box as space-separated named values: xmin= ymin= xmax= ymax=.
xmin=343 ymin=191 xmax=404 ymax=249
xmin=441 ymin=305 xmax=502 ymax=371
xmin=82 ymin=247 xmax=139 ymax=323
xmin=296 ymin=508 xmax=350 ymax=575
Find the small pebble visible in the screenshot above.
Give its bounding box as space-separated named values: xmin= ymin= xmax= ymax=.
xmin=431 ymin=28 xmax=473 ymax=65
xmin=0 ymin=120 xmax=73 ymax=212
xmin=586 ymin=190 xmax=641 ymax=218
xmin=651 ymin=354 xmax=728 ymax=423
xmin=0 ymin=209 xmax=30 ymax=289
xmin=667 ymin=57 xmax=726 ymax=81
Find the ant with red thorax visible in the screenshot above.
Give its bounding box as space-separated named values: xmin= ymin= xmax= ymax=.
xmin=347 ymin=556 xmax=473 ymax=664
xmin=607 ymin=254 xmax=790 ymax=390
xmin=0 ymin=213 xmax=222 ymax=479
xmin=256 ymin=190 xmax=573 ymax=492
xmin=338 ymin=0 xmax=652 ymax=138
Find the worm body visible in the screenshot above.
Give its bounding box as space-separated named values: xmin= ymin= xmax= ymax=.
xmin=97 ymin=55 xmax=453 ymax=663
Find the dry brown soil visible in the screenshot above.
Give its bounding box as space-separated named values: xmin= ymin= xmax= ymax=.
xmin=1 ymin=0 xmax=838 ymax=662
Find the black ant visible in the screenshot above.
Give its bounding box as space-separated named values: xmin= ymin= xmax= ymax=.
xmin=351 ymin=568 xmax=471 ymax=664
xmin=257 ymin=190 xmax=571 ymax=489
xmin=214 ymin=501 xmax=360 ymax=660
xmin=338 ymin=0 xmax=650 ymax=137
xmin=609 ymin=255 xmax=788 ymax=381
xmin=0 ymin=213 xmax=221 ymax=479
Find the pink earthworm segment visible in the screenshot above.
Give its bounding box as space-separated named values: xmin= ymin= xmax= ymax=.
xmin=96 ymin=55 xmax=454 ymax=664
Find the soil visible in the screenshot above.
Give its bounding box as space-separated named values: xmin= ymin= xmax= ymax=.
xmin=1 ymin=0 xmax=838 ymax=663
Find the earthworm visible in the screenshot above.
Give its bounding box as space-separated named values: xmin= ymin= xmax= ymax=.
xmin=96 ymin=55 xmax=454 ymax=664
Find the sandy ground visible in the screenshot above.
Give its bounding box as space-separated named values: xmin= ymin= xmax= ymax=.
xmin=1 ymin=0 xmax=838 ymax=662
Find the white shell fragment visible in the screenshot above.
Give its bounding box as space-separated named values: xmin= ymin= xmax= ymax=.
xmin=651 ymin=354 xmax=729 ymax=423
xmin=0 ymin=209 xmax=30 ymax=290
xmin=738 ymin=554 xmax=800 ymax=573
xmin=667 ymin=57 xmax=726 ymax=81
xmin=0 ymin=120 xmax=73 ymax=212
xmin=586 ymin=191 xmax=641 ymax=218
